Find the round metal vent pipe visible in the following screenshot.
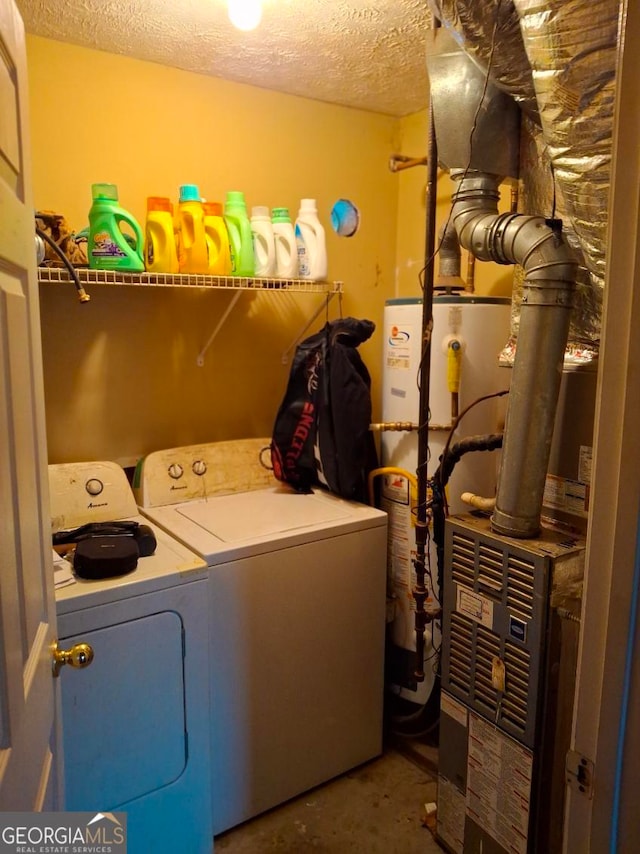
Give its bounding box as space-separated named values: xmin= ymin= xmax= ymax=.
xmin=450 ymin=170 xmax=578 ymax=537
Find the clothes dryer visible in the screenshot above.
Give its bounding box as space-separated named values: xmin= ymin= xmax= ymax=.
xmin=49 ymin=461 xmax=213 ymax=854
xmin=135 ymin=440 xmax=388 ymax=836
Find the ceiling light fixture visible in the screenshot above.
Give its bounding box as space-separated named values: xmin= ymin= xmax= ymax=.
xmin=228 ymin=0 xmax=262 ymax=31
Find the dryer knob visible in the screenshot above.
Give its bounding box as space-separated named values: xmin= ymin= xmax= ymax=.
xmin=192 ymin=460 xmax=207 ymax=476
xmin=168 ymin=463 xmax=184 ymax=480
xmin=85 ymin=478 xmax=104 ymax=496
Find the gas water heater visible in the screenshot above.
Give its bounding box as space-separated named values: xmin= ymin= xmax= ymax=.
xmin=380 ymin=295 xmax=511 ymax=705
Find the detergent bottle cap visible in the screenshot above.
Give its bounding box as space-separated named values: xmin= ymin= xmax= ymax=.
xmin=251 ymin=206 xmax=270 ymax=219
xmin=272 ymin=207 xmax=291 ymax=223
xmin=147 ymin=196 xmax=172 ymax=213
xmin=225 ymin=190 xmax=247 ymax=209
xmin=179 ymin=184 xmax=201 ymax=203
xmin=299 ymin=198 xmax=318 ymax=214
xmin=203 ymin=201 xmax=223 ymax=216
xmin=92 ymin=183 xmax=118 ymax=202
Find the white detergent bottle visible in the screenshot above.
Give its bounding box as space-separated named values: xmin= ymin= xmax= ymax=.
xmin=272 ymin=208 xmax=299 ymax=278
xmin=250 ymin=206 xmax=276 ymax=277
xmin=295 ymin=198 xmax=327 ymax=281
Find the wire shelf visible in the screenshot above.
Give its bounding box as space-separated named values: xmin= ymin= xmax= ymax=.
xmin=38 ymin=267 xmax=343 ymax=295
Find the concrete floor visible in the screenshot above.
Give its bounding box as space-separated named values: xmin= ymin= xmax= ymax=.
xmin=215 ymin=748 xmax=443 ymax=853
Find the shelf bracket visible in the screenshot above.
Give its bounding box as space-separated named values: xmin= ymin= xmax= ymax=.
xmin=281 ymin=292 xmax=339 ymax=365
xmin=196 ymin=290 xmax=244 ymax=366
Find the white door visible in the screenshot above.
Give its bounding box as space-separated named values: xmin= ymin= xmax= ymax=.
xmin=0 ymin=0 xmax=62 ymax=810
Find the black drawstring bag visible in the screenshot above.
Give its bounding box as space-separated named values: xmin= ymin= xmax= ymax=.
xmin=270 ymin=317 xmax=378 ymax=503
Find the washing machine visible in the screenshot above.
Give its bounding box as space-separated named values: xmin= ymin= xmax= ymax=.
xmin=49 ymin=461 xmax=213 ymax=854
xmin=134 ymin=439 xmax=388 ymax=836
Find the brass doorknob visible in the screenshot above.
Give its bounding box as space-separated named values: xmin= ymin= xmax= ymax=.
xmin=52 ymin=641 xmax=94 ymax=678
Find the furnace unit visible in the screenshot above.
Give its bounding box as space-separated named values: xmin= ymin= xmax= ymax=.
xmin=437 ymin=512 xmax=584 ymax=854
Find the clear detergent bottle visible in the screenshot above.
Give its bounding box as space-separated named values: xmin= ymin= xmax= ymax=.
xmin=295 ymin=198 xmax=327 ymax=281
xmin=272 ymin=207 xmax=299 ymax=278
xmin=224 ymin=191 xmax=255 ymax=277
xmin=177 ymin=184 xmax=209 ymax=274
xmin=203 ymin=202 xmax=232 ymax=275
xmin=250 ymin=206 xmax=276 ymax=277
xmin=88 ymin=183 xmax=144 ymax=272
xmin=145 ymin=196 xmax=179 ymax=273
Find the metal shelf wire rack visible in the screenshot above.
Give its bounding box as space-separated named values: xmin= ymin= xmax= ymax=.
xmin=37 ymin=267 xmax=343 ymax=295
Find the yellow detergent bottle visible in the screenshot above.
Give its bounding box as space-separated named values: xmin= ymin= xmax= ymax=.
xmin=145 ymin=197 xmax=179 ymax=273
xmin=203 ymin=202 xmax=232 ymax=275
xmin=177 ymin=184 xmax=208 ymax=274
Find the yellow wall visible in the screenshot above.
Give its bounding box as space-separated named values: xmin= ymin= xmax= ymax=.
xmin=27 ymin=36 xmax=513 ymax=466
xmin=27 ymin=35 xmax=401 ymax=464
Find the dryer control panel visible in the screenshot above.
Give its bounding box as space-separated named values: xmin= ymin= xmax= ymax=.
xmin=50 ymin=461 xmax=138 ymax=532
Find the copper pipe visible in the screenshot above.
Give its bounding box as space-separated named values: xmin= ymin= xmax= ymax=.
xmin=510 ymin=183 xmax=520 ymax=213
xmin=389 ymin=155 xmax=428 ymax=172
xmin=451 ymin=392 xmax=459 ymax=423
xmin=412 ymin=101 xmax=438 ymax=685
xmin=465 ymin=252 xmax=476 ymax=293
xmin=369 ymin=421 xmax=417 ymax=432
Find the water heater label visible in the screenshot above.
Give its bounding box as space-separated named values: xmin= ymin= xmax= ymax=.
xmin=385 ymin=324 xmax=413 ymax=370
xmin=455 ymin=586 xmax=494 ymax=629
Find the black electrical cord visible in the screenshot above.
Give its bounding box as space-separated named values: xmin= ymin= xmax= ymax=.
xmin=36 ymin=226 xmax=90 ymax=302
xmin=437 ymin=388 xmax=510 ymax=513
xmin=393 ymin=0 xmax=506 ymax=741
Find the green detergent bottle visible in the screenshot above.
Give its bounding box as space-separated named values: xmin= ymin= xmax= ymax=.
xmin=224 ymin=190 xmax=255 ymax=277
xmin=88 ymin=183 xmax=144 ymax=272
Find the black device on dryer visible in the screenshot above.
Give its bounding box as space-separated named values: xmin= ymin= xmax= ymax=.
xmin=52 ymin=520 xmax=157 ymax=580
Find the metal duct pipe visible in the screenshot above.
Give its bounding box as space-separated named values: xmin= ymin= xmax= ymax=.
xmin=450 ymin=170 xmax=578 ymax=537
xmin=426 ymin=24 xmax=520 ymax=179
xmin=438 ymin=221 xmax=461 ymax=277
xmin=436 ymin=220 xmax=464 ymax=288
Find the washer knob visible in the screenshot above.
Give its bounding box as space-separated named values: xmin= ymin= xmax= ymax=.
xmin=192 ymin=460 xmax=207 ymax=476
xmin=168 ymin=463 xmax=184 ymax=480
xmin=85 ymin=478 xmax=104 ymax=496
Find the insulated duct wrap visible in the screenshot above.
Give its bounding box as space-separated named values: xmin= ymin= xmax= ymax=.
xmin=503 ymin=117 xmax=599 ymax=365
xmin=513 ymin=0 xmax=619 ymax=345
xmin=430 ymin=0 xmax=620 ymax=352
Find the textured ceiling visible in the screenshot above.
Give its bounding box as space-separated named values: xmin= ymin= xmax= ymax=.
xmin=18 ymin=0 xmax=432 ymax=117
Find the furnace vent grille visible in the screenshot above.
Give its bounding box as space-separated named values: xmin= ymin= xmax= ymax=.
xmin=507 ymin=556 xmax=536 ymax=619
xmin=443 ymin=518 xmax=551 ymax=748
xmin=451 ymin=532 xmax=475 ymax=587
xmin=447 ymin=612 xmax=531 ymax=738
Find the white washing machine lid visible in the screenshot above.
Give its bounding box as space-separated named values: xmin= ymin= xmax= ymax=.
xmin=140 ymin=486 xmax=387 ymax=565
xmin=181 ymin=489 xmax=349 ymax=541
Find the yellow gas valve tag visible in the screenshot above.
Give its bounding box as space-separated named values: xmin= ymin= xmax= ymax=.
xmin=491 ymin=656 xmax=506 ymax=692
xmin=447 ymin=339 xmax=462 ymax=393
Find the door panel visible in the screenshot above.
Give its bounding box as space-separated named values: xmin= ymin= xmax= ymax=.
xmin=0 ymin=0 xmax=61 ymax=810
